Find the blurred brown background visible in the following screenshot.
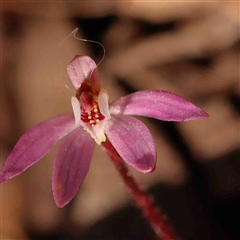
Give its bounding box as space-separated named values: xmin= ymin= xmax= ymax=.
xmin=0 ymin=1 xmax=239 ymax=240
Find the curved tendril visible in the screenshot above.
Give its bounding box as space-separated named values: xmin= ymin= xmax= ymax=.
xmin=72 ymin=28 xmax=105 ymax=82
xmin=72 ymin=28 xmax=106 ymax=68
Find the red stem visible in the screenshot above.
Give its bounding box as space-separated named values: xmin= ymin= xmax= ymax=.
xmin=102 ymin=139 xmax=178 ymax=240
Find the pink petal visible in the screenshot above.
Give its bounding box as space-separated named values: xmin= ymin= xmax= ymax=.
xmin=0 ymin=115 xmax=76 ymax=183
xmin=52 ymin=126 xmax=95 ymax=208
xmin=67 ymin=55 xmax=100 ymax=89
xmin=105 ymin=115 xmax=156 ymax=173
xmin=110 ymin=90 xmax=209 ymax=122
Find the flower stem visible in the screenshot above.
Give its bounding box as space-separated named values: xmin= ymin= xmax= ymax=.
xmin=102 ymin=139 xmax=178 ymax=240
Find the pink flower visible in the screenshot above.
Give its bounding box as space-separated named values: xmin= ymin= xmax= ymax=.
xmin=0 ymin=55 xmax=209 ymax=208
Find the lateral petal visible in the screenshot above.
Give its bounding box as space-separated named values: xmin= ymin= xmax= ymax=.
xmin=67 ymin=55 xmax=99 ymax=89
xmin=105 ymin=115 xmax=156 ymax=173
xmin=52 ymin=126 xmax=95 ymax=208
xmin=110 ymin=90 xmax=209 ymax=122
xmin=0 ymin=114 xmax=76 ymax=183
xmin=71 ymin=96 xmax=81 ymax=127
xmin=98 ymin=88 xmax=111 ymax=119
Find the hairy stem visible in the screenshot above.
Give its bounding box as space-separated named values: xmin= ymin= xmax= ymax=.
xmin=102 ymin=139 xmax=178 ymax=240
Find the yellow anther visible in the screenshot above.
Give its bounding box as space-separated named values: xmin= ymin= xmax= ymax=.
xmin=91 ymin=124 xmax=95 ymax=127
xmin=96 ymin=119 xmax=100 ymax=123
xmin=95 ymin=114 xmax=99 ymax=118
xmin=88 ymin=116 xmax=92 ymax=120
xmin=90 ymin=120 xmax=94 ymax=124
xmin=93 ymin=108 xmax=98 ymax=113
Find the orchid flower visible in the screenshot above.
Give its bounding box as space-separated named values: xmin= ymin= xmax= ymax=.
xmin=0 ymin=55 xmax=209 ymax=208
